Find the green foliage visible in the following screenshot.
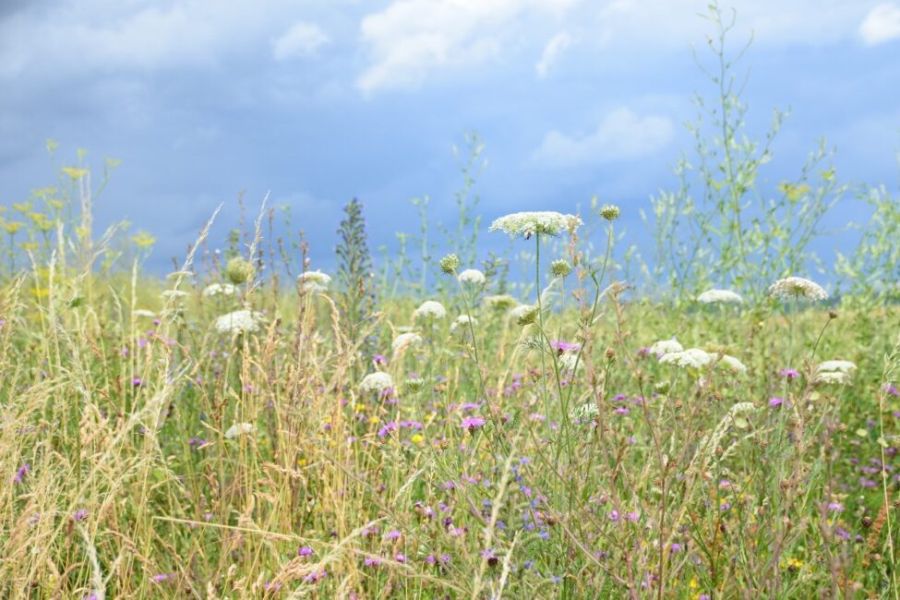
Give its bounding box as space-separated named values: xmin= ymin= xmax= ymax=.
xmin=335 ymin=197 xmax=376 ymax=353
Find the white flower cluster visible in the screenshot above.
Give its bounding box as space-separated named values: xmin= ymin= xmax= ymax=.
xmin=133 ymin=309 xmax=156 ymax=319
xmin=450 ymin=314 xmax=477 ymax=334
xmin=214 ymin=309 xmax=263 ymax=334
xmin=815 ymin=359 xmax=856 ymax=385
xmin=489 ymin=211 xmax=583 ymax=239
xmin=660 ymin=348 xmax=714 ymax=370
xmin=572 ymin=401 xmax=599 ymax=421
xmin=649 ymin=338 xmax=683 ymax=357
xmin=203 ymin=283 xmax=237 ymax=297
xmin=509 ymin=304 xmax=539 ymax=325
xmin=392 ymin=332 xmax=423 ymax=355
xmin=717 ymin=354 xmax=747 ymax=374
xmin=697 ymin=289 xmax=743 ymax=304
xmin=457 ymin=269 xmax=486 ymax=285
xmin=360 ymin=371 xmax=394 ymax=394
xmin=161 ymin=289 xmax=189 ymax=301
xmin=224 ymin=422 xmax=255 ymax=439
xmin=298 ymin=270 xmax=331 ymax=293
xmin=768 ymin=276 xmax=828 ymax=301
xmin=413 ymin=300 xmax=447 ymax=320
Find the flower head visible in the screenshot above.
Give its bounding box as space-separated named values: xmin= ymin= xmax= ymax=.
xmin=413 ymin=300 xmax=447 ymax=320
xmin=225 ymin=257 xmax=254 ymax=284
xmin=599 ymin=204 xmax=620 ymax=221
xmin=457 ymin=269 xmax=486 ymax=286
xmin=461 ymin=416 xmax=486 ymax=432
xmin=450 ymin=314 xmax=477 ymax=335
xmin=550 ymin=259 xmax=572 ymax=278
xmin=768 ymin=276 xmax=828 ymax=301
xmin=697 ymin=289 xmax=743 ymax=304
xmin=202 ymin=283 xmax=237 ymax=297
xmin=298 ymin=270 xmax=331 ymax=293
xmin=814 ymin=360 xmax=856 ymax=385
xmin=360 ymin=372 xmax=394 ymax=394
xmin=224 ymin=422 xmax=255 ymax=439
xmin=439 ymin=253 xmax=460 ymax=275
xmin=392 ymin=332 xmax=423 ymax=355
xmin=659 ymin=348 xmax=713 ymax=370
xmin=509 ymin=304 xmax=539 ymax=325
xmin=489 ymin=211 xmax=582 ymax=239
xmin=649 ymin=338 xmax=683 ymax=357
xmin=214 ymin=309 xmax=263 ymax=334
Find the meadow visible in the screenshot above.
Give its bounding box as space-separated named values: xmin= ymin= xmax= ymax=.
xmin=2 ymin=14 xmax=899 ymax=599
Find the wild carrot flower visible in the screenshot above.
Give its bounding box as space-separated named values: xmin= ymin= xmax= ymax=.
xmin=697 ymin=289 xmax=743 ymax=304
xmin=716 ymin=354 xmax=747 ymax=374
xmin=649 ymin=338 xmax=683 ymax=357
xmin=457 ymin=269 xmax=486 ymax=286
xmin=489 ymin=211 xmax=582 ymax=239
xmin=439 ymin=253 xmax=460 ymax=274
xmin=815 ymin=360 xmax=856 ymax=384
xmin=413 ymin=300 xmax=447 ymax=320
xmin=360 ymin=372 xmax=394 ymax=394
xmin=768 ymin=276 xmax=828 ymax=301
xmin=450 ymin=314 xmax=477 ymax=334
xmin=659 ymin=348 xmax=713 ymax=369
xmin=224 ymin=423 xmax=255 ymax=439
xmin=214 ymin=310 xmax=263 ymax=334
xmin=509 ymin=304 xmax=538 ymax=325
xmin=599 ymin=203 xmax=620 ymax=221
xmin=392 ymin=332 xmax=422 ymax=355
xmin=202 ymin=283 xmax=236 ymax=297
xmin=298 ymin=270 xmax=331 ymax=293
xmin=225 ymin=257 xmax=254 ymax=284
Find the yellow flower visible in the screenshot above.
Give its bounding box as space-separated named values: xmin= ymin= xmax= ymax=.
xmin=61 ymin=166 xmax=88 ymax=180
xmin=354 ymin=403 xmax=366 ymax=413
xmin=131 ymin=231 xmax=156 ymax=249
xmin=2 ymin=221 xmax=23 ymax=235
xmin=46 ymin=139 xmax=59 ymax=154
xmin=785 ymin=557 xmax=803 ymax=572
xmin=410 ymin=434 xmax=424 ymax=445
xmin=368 ymin=415 xmax=380 ymax=425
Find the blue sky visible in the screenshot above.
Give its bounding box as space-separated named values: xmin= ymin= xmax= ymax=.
xmin=0 ymin=0 xmax=898 ymax=275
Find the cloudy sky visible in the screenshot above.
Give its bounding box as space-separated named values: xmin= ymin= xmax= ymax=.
xmin=0 ymin=0 xmax=898 ymax=273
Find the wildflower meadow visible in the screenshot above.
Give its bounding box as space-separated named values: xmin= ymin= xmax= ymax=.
xmin=2 ymin=7 xmax=899 ymax=600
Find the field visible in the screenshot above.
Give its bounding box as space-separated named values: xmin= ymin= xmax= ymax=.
xmin=0 ymin=190 xmax=898 ymax=599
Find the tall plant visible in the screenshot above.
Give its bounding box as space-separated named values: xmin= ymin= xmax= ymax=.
xmin=335 ymin=198 xmax=376 ymax=361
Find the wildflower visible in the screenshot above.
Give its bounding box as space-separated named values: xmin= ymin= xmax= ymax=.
xmin=659 ymin=348 xmax=713 ymax=370
xmin=298 ymin=270 xmax=331 ymax=293
xmin=815 ymin=371 xmax=852 ymax=385
xmin=363 ymin=557 xmax=381 ymax=568
xmin=716 ymin=354 xmax=747 ymax=374
xmin=373 ymin=353 xmax=388 ymax=367
xmin=779 ymin=368 xmax=800 ymax=380
xmin=404 ymin=377 xmax=425 ymax=392
xmin=13 ymin=464 xmax=30 ymax=484
xmin=413 ymin=300 xmax=447 ymax=320
xmin=457 ymin=269 xmax=486 ymax=286
xmin=72 ymin=508 xmax=88 ymax=522
xmin=489 ymin=211 xmax=582 ymax=239
xmin=133 ymin=309 xmax=156 ymax=318
xmin=509 ymin=304 xmax=539 ymax=325
xmin=599 ymin=204 xmax=620 ymax=221
xmin=392 ymin=332 xmax=423 ymax=355
xmin=768 ymin=276 xmax=828 ymax=301
xmin=161 ymin=289 xmax=188 ymax=301
xmin=439 ymin=253 xmax=460 ymax=274
xmin=697 ymin=289 xmax=743 ymax=304
xmin=572 ymin=402 xmax=599 ymax=421
xmin=815 ymin=360 xmax=856 ymax=385
xmin=461 ymin=416 xmax=486 ymax=432
xmin=410 ymin=433 xmax=425 ymax=445
xmin=483 ymin=294 xmax=518 ymax=310
xmin=202 ymin=283 xmax=237 ymax=297
xmin=303 ymin=569 xmax=327 ymax=583
xmin=450 ymin=314 xmax=477 ymax=335
xmin=214 ymin=310 xmax=263 ymax=334
xmin=649 ymin=338 xmax=683 ymax=357
xmin=132 ymin=376 xmax=143 ymax=387
xmin=481 ymin=548 xmax=499 ymax=566
xmin=769 ymin=397 xmax=784 ymax=408
xmin=150 ymin=573 xmax=174 ymax=584
xmin=385 ymin=529 xmax=402 ymax=541
xmin=225 ymin=256 xmax=254 ymax=284
xmin=558 ymin=351 xmax=581 ymax=373
xmin=550 ymin=259 xmax=572 ymax=278
xmin=224 ymin=422 xmax=255 ymax=439
xmin=884 ymin=383 xmax=899 ymax=397
xmin=551 ymin=340 xmax=580 ymax=354
xmin=298 ymin=545 xmax=314 ymax=557
xmin=360 ymin=372 xmax=394 ymax=394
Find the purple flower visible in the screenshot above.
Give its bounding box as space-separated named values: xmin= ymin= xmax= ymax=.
xmin=769 ymin=397 xmax=784 ymax=408
xmin=625 ymin=511 xmax=640 ymax=522
xmin=188 ymin=437 xmax=208 ymax=449
xmin=608 ymin=510 xmax=620 ymax=522
xmin=779 ymin=368 xmax=800 ymax=380
xmin=394 ymin=553 xmax=407 ymax=563
xmin=363 ymin=556 xmax=381 ymax=568
xmin=480 ymin=548 xmax=498 ymax=566
xmin=377 ymin=421 xmax=398 ymax=438
xmin=884 ymin=383 xmax=899 ymax=397
xmin=551 ymin=340 xmax=580 ymax=354
xmin=13 ymin=463 xmax=30 ymax=484
xmin=72 ymin=508 xmax=88 ymax=522
xmin=614 ymin=407 xmax=630 ymax=415
xmin=384 ymin=529 xmax=402 ymax=541
xmin=298 ymin=545 xmax=314 ymax=557
xmin=150 ymin=573 xmax=173 ymax=584
xmin=859 ymin=477 xmax=877 ymax=488
xmin=670 ymin=542 xmax=683 ymax=553
xmin=132 ymin=376 xmax=143 ymax=387
xmin=834 ymin=526 xmax=850 ymax=541
xmin=303 ymin=569 xmax=326 ymax=583
xmin=461 ymin=416 xmax=486 ymax=432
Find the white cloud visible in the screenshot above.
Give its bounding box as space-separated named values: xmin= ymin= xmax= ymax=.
xmin=272 ymin=22 xmax=330 ymax=61
xmin=532 ymin=108 xmax=674 ymax=168
xmin=535 ymin=32 xmax=573 ymax=78
xmin=859 ymin=3 xmax=900 ymax=45
xmin=356 ymin=0 xmax=579 ymax=94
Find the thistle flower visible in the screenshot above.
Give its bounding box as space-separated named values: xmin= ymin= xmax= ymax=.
xmin=509 ymin=304 xmax=539 ymax=325
xmin=392 ymin=332 xmax=423 ymax=355
xmin=202 ymin=283 xmax=237 ymax=297
xmin=483 ymin=294 xmax=518 ymax=310
xmin=489 ymin=211 xmax=582 ymax=239
xmin=298 ymin=270 xmax=331 ymax=293
xmin=461 ymin=416 xmax=486 ymax=432
xmin=224 ymin=422 xmax=255 ymax=439
xmin=599 ymin=204 xmax=620 ymax=222
xmin=413 ymin=300 xmax=447 ymax=320
xmin=439 ymin=253 xmax=460 ymax=274
xmin=214 ymin=309 xmax=263 ymax=334
xmin=550 ymin=259 xmax=572 ymax=278
xmin=457 ymin=269 xmax=486 ymax=286
xmin=360 ymin=372 xmax=394 ymax=394
xmin=697 ymin=289 xmax=743 ymax=304
xmin=225 ymin=257 xmax=254 ymax=284
xmin=659 ymin=348 xmax=713 ymax=370
xmin=768 ymin=276 xmax=828 ymax=301
xmin=649 ymin=338 xmax=683 ymax=357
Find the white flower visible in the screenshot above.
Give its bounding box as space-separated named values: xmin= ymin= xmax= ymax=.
xmin=214 ymin=309 xmax=263 ymax=334
xmin=489 ymin=211 xmax=583 ymax=239
xmin=558 ymin=350 xmax=581 ymax=372
xmin=298 ymin=270 xmax=331 ymax=293
xmin=509 ymin=304 xmax=539 ymax=325
xmin=413 ymin=300 xmax=447 ymax=320
xmin=660 ymin=348 xmax=713 ymax=370
xmin=815 ymin=371 xmax=852 ymax=385
xmin=484 ymin=294 xmax=518 ymax=310
xmin=649 ymin=338 xmax=684 ymax=357
xmin=203 ymin=283 xmax=237 ymax=297
xmin=717 ymin=354 xmax=747 ymax=374
xmin=392 ymin=332 xmax=423 ymax=355
xmin=161 ymin=289 xmax=189 ymax=300
xmin=768 ymin=276 xmax=828 ymax=301
xmin=224 ymin=422 xmax=255 ymax=439
xmin=815 ymin=359 xmax=856 ymax=384
xmin=697 ymin=289 xmax=743 ymax=304
xmin=360 ymin=371 xmax=394 ymax=394
xmin=450 ymin=314 xmax=477 ymax=334
xmin=572 ymin=401 xmax=599 ymax=421
xmin=457 ymin=269 xmax=486 ymax=286
xmin=133 ymin=309 xmax=156 ymax=319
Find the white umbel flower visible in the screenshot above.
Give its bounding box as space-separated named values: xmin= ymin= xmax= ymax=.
xmin=558 ymin=350 xmax=581 ymax=373
xmin=660 ymin=348 xmax=713 ymax=369
xmin=450 ymin=314 xmax=478 ymax=333
xmin=413 ymin=300 xmax=447 ymax=320
xmin=203 ymin=283 xmax=237 ymax=297
xmin=457 ymin=269 xmax=486 ymax=285
xmin=133 ymin=309 xmax=156 ymax=319
xmin=815 ymin=359 xmax=856 ymax=384
xmin=214 ymin=309 xmax=263 ymax=334
xmin=697 ymin=289 xmax=743 ymax=304
xmin=509 ymin=304 xmax=539 ymax=325
xmin=768 ymin=276 xmax=828 ymax=301
xmin=161 ymin=289 xmax=189 ymax=300
xmin=649 ymin=338 xmax=684 ymax=357
xmin=717 ymin=354 xmax=747 ymax=374
xmin=392 ymin=332 xmax=423 ymax=355
xmin=489 ymin=211 xmax=583 ymax=239
xmin=224 ymin=422 xmax=255 ymax=439
xmin=298 ymin=270 xmax=331 ymax=293
xmin=360 ymin=371 xmax=394 ymax=394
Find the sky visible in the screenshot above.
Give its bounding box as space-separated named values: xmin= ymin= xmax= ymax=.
xmin=0 ymin=0 xmax=898 ymax=276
